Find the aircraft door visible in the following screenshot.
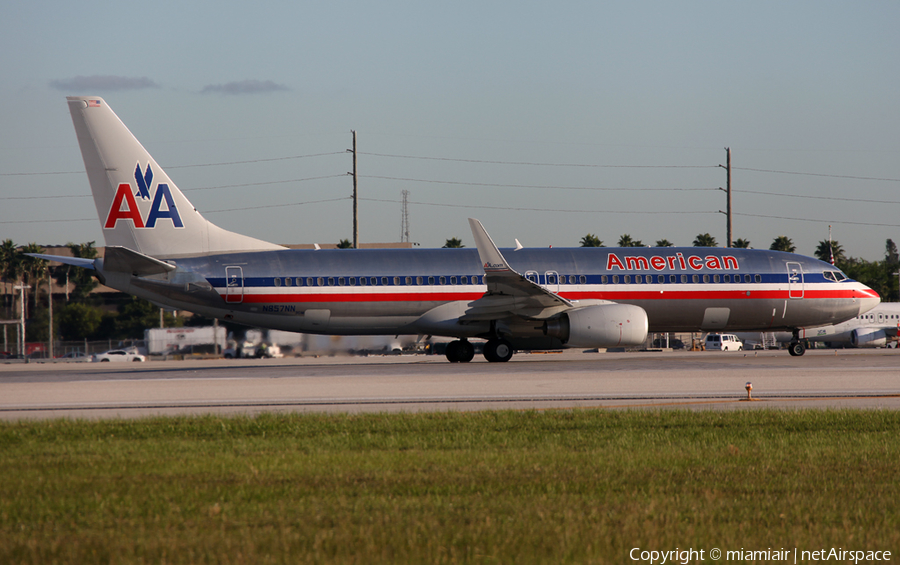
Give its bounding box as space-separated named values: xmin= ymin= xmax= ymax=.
xmin=787 ymin=262 xmax=804 ymax=299
xmin=525 ymin=270 xmax=539 ymax=285
xmin=225 ymin=266 xmax=244 ymax=303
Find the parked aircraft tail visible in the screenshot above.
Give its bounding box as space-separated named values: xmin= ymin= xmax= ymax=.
xmin=66 ymin=96 xmax=283 ymax=259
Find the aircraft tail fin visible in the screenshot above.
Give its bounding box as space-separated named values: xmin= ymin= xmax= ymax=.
xmin=66 ymin=97 xmax=284 ymax=258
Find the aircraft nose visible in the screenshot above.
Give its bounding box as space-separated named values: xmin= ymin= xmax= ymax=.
xmin=858 ymin=288 xmax=881 ymax=316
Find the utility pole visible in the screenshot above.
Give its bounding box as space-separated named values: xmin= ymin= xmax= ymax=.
xmin=47 ymin=277 xmax=53 ymax=359
xmin=350 ymin=130 xmax=359 ymax=249
xmin=718 ymin=147 xmax=732 ymax=247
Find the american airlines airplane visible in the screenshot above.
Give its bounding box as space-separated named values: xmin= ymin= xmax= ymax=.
xmin=31 ymin=97 xmax=880 ymax=362
xmin=738 ymin=302 xmax=900 ymax=349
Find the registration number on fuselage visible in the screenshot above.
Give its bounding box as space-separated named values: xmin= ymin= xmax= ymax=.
xmin=262 ymin=305 xmax=296 ymax=313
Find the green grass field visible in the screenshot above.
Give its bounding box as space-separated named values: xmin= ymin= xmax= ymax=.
xmin=1 ymin=409 xmax=898 ymax=564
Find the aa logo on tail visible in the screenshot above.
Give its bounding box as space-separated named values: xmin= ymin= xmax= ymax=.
xmin=104 ymin=163 xmax=184 ymax=229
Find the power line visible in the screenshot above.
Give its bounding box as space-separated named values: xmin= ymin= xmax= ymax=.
xmin=362 ymin=175 xmax=716 ymax=192
xmin=205 ymin=197 xmax=350 ymax=214
xmin=359 ymin=152 xmax=717 ymax=169
xmin=167 ymin=151 xmax=346 ymax=169
xmin=361 ymin=197 xmax=719 ymax=215
xmin=0 ymin=151 xmax=346 ymax=177
xmin=734 ymin=212 xmax=900 ymax=228
xmin=185 ymin=174 xmax=348 ymax=191
xmin=738 ymin=189 xmax=900 ymax=205
xmin=735 ymin=167 xmax=900 ymax=183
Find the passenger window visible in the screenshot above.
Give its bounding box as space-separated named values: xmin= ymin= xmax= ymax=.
xmin=601 ymin=275 xmax=608 ymax=284
xmin=428 ymin=276 xmax=435 ymax=285
xmin=612 ymin=275 xmax=620 ymax=284
xmin=450 ymin=276 xmax=457 ymax=285
xmin=327 ymin=277 xmax=334 ymax=286
xmin=580 ymin=275 xmax=586 ymax=284
xmin=338 ymin=277 xmax=345 ymax=286
xmin=284 ymin=277 xmax=292 ymax=286
xmin=702 ymin=274 xmax=709 ymax=283
xmin=754 ymin=274 xmax=761 ymax=283
xmin=713 ymin=274 xmax=720 ymax=283
xmin=724 ymin=274 xmax=730 ymax=283
xmin=624 ymin=275 xmax=631 ymax=284
xmin=274 ymin=278 xmax=281 ymax=287
xmin=317 ymin=277 xmax=324 ymax=286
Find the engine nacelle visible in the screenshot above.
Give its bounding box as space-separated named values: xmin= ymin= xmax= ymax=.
xmin=543 ymin=304 xmax=648 ymax=348
xmin=850 ymin=328 xmax=887 ymax=348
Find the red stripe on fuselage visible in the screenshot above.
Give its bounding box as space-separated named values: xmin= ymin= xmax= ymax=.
xmin=223 ymin=286 xmax=872 ymax=305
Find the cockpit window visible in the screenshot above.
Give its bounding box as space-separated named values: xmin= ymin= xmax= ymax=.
xmin=823 ymin=271 xmax=848 ymax=282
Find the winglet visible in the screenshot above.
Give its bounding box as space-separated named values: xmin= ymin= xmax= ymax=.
xmin=468 ymin=218 xmax=512 ymax=273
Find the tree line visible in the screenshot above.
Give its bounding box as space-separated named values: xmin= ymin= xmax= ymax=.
xmin=0 ymin=240 xmax=181 ymax=344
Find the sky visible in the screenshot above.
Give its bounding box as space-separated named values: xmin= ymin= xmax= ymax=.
xmin=2 ymin=1 xmax=900 ymax=261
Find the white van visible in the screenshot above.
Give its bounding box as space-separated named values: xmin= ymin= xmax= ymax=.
xmin=705 ymin=333 xmax=743 ymax=351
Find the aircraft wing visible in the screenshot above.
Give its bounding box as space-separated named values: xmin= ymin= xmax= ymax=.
xmin=464 ymin=218 xmax=573 ymax=320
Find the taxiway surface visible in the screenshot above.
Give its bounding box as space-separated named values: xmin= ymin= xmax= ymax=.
xmin=1 ymin=349 xmax=898 ymax=420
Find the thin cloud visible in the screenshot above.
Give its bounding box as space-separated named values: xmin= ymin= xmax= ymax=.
xmin=201 ymin=80 xmax=290 ymax=95
xmin=50 ymin=75 xmax=159 ymax=92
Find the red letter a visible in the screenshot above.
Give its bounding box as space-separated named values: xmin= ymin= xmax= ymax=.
xmin=104 ymin=183 xmax=145 ymax=229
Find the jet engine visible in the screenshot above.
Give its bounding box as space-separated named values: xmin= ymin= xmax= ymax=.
xmin=543 ymin=304 xmax=648 ymax=348
xmin=850 ymin=328 xmax=887 ymax=348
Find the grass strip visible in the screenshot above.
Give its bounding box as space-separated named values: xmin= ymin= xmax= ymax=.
xmin=0 ymin=409 xmax=898 ymax=564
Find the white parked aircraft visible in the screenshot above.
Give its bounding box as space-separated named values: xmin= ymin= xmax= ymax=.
xmin=738 ymin=302 xmax=900 ymax=349
xmin=29 ymin=97 xmax=880 ymax=361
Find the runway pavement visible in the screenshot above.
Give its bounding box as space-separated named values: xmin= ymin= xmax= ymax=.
xmin=1 ymin=349 xmax=899 ymax=420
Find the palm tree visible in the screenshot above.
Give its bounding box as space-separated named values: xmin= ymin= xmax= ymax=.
xmin=770 ymin=236 xmax=795 ymax=253
xmin=654 ymin=239 xmax=674 ymax=247
xmin=0 ymin=239 xmax=22 ymax=317
xmin=579 ymin=234 xmax=603 ymax=247
xmin=693 ymin=233 xmax=717 ymax=247
xmin=20 ymin=243 xmax=48 ymax=314
xmin=814 ymin=240 xmax=844 ymax=265
xmin=732 ymin=238 xmax=751 ymax=249
xmin=617 ymin=234 xmax=643 ymax=247
xmin=54 ymin=241 xmax=99 ymax=302
xmin=443 ymin=238 xmax=465 ymax=248
xmin=886 ymin=239 xmax=899 ymax=267
xmin=336 ymin=239 xmax=353 ymax=249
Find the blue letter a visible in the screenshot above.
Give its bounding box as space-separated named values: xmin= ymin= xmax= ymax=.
xmin=145 ymin=184 xmax=184 ymax=228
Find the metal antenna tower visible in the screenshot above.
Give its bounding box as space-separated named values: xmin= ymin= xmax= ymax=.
xmin=400 ymin=190 xmax=410 ymax=243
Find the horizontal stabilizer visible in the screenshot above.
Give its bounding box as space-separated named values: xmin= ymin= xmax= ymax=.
xmin=23 ymin=253 xmax=96 ymax=270
xmin=102 ymin=246 xmax=176 ymax=276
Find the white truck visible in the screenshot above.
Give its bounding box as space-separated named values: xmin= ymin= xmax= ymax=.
xmin=144 ymin=326 xmax=227 ymax=355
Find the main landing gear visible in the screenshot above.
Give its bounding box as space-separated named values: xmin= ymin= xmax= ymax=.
xmin=444 ymin=338 xmax=514 ymax=363
xmin=445 ymin=339 xmax=475 ymax=363
xmin=788 ymin=329 xmax=805 ymax=356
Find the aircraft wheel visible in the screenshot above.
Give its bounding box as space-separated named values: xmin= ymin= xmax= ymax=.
xmin=458 ymin=340 xmax=475 ymax=363
xmin=483 ymin=338 xmax=513 ymax=362
xmin=445 ymin=340 xmax=475 ymax=363
xmin=788 ymin=341 xmax=805 ymax=356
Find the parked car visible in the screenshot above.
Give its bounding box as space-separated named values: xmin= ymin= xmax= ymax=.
xmin=92 ymin=349 xmax=146 ymax=362
xmin=705 ymin=333 xmax=743 ymax=351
